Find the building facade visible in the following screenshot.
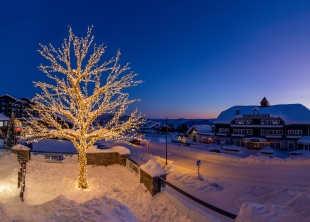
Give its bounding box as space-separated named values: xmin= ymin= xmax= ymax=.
xmin=187 ymin=125 xmax=214 ymax=143
xmin=214 ymin=98 xmax=310 ymax=151
xmin=0 ymin=94 xmax=35 ymax=118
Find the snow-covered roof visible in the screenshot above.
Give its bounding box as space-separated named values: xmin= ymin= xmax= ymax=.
xmin=187 ymin=125 xmax=213 ymax=135
xmin=140 ymin=121 xmax=159 ymax=129
xmin=0 ymin=113 xmax=9 ymax=121
xmin=0 ymin=94 xmax=18 ymax=101
xmin=214 ymin=104 xmax=310 ymax=125
xmin=297 ymin=136 xmax=310 ymax=145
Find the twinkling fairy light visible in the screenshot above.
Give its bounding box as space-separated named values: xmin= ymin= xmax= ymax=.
xmin=25 ymin=26 xmax=145 ymax=189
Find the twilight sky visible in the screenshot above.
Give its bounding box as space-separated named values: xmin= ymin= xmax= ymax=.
xmin=1 ymin=0 xmax=310 ymax=119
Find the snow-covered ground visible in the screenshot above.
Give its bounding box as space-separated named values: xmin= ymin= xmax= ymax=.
xmin=132 ymin=134 xmax=310 ymax=222
xmin=0 ymin=152 xmax=192 ymax=222
xmin=1 ymin=136 xmax=310 ymax=221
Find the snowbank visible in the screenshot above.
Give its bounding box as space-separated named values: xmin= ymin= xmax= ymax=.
xmin=0 ymin=153 xmax=20 ymax=199
xmin=140 ymin=159 xmax=166 ymax=177
xmin=289 ymin=149 xmax=310 ymax=157
xmin=88 ymin=145 xmax=130 ymax=155
xmin=0 ymin=153 xmax=192 ymax=222
xmin=235 ymin=202 xmax=295 ymax=222
xmin=11 ymin=144 xmax=30 ymax=151
xmin=0 ymin=195 xmax=138 ymax=222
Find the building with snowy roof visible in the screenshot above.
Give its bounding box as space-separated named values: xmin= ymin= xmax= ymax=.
xmin=214 ymin=97 xmax=310 ymax=151
xmin=0 ymin=94 xmax=36 ymax=119
xmin=187 ymin=125 xmax=214 ymax=143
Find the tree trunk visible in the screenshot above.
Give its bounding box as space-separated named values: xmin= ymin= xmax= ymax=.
xmin=77 ymin=148 xmax=89 ymax=189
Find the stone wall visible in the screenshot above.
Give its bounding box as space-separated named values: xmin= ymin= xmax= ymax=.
xmin=140 ymin=169 xmax=166 ymax=196
xmin=86 ymin=152 xmax=129 ymax=166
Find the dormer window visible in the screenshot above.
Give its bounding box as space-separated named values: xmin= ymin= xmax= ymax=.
xmin=261 ymin=118 xmax=280 ymax=125
xmin=272 ymin=119 xmax=279 ymax=125
xmin=236 ymin=118 xmax=245 ymax=124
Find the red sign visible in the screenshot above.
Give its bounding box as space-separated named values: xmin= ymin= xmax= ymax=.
xmin=15 ymin=128 xmax=22 ymax=132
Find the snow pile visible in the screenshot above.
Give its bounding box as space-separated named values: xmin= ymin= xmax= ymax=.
xmin=0 ymin=153 xmax=191 ymax=222
xmin=240 ymin=155 xmax=310 ymax=166
xmin=221 ymin=145 xmax=245 ymax=152
xmin=259 ymin=146 xmax=276 ymax=155
xmin=1 ymin=195 xmax=137 ymax=222
xmin=11 ymin=144 xmax=30 ymax=150
xmin=110 ymin=146 xmax=131 ymax=155
xmin=289 ymin=149 xmax=310 ymax=157
xmin=187 ymin=151 xmax=310 ymax=166
xmin=235 ymin=202 xmax=295 ymax=222
xmin=140 ymin=159 xmax=166 ymax=177
xmin=0 ymin=153 xmax=20 ymax=199
xmin=258 ymin=146 xmax=285 ymax=157
xmin=88 ymin=145 xmax=130 ymax=155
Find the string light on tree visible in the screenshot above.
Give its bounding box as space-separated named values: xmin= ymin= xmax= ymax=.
xmin=25 ymin=26 xmax=145 ymax=189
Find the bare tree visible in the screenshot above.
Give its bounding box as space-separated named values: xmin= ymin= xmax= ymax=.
xmin=26 ymin=27 xmax=144 ymax=189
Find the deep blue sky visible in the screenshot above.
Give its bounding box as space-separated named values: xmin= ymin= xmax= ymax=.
xmin=1 ymin=0 xmax=310 ymax=119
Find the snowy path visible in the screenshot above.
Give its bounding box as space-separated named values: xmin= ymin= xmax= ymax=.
xmin=140 ymin=140 xmax=310 ymax=187
xmin=130 ymin=138 xmax=310 ymax=221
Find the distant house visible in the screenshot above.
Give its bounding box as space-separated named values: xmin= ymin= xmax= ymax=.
xmin=139 ymin=120 xmax=160 ymax=133
xmin=0 ymin=94 xmax=37 ymax=119
xmin=214 ymin=97 xmax=310 ymax=151
xmin=187 ymin=125 xmax=214 ymax=143
xmin=0 ymin=94 xmax=74 ymax=137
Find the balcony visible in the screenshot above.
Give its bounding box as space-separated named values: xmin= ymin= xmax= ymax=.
xmin=265 ymin=135 xmax=283 ymax=139
xmin=286 ymin=135 xmax=302 ymax=139
xmin=231 ymin=124 xmax=283 ymax=128
xmin=231 ymin=133 xmax=245 ymax=137
xmin=216 ymin=133 xmax=228 ymax=136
